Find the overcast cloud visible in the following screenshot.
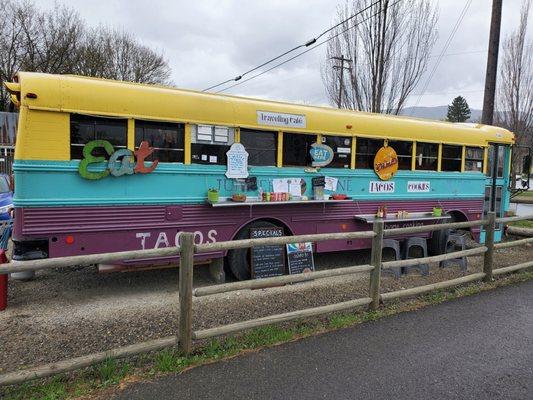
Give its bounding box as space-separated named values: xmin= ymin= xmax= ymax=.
xmin=33 ymin=0 xmax=532 ymax=109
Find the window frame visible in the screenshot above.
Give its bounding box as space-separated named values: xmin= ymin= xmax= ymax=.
xmin=240 ymin=128 xmax=278 ymax=167
xmin=321 ymin=134 xmax=352 ymax=169
xmin=282 ymin=131 xmax=317 ymax=167
xmin=134 ymin=120 xmax=185 ymax=163
xmin=70 ymin=114 xmax=128 ymax=160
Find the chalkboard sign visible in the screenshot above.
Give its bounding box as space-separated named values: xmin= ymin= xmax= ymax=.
xmin=312 ymin=176 xmax=325 ymax=187
xmin=286 ymin=242 xmax=315 ymax=274
xmin=250 ymin=227 xmax=285 ymax=279
xmin=245 ymin=176 xmax=257 ymax=191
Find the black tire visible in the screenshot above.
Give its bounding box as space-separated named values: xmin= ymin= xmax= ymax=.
xmin=428 ymin=228 xmax=450 ymax=256
xmin=227 ymin=220 xmax=282 ymax=281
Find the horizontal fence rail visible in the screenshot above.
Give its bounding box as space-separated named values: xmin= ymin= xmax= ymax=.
xmin=0 ymin=336 xmax=178 ymax=387
xmin=380 ymin=273 xmax=487 ymax=301
xmin=382 ymin=247 xmax=487 ymax=269
xmin=493 ymin=260 xmax=533 ymax=276
xmin=193 ymin=297 xmax=373 ymax=340
xmin=494 ymin=236 xmax=533 ymax=249
xmin=496 ymin=214 xmax=533 ymax=224
xmin=195 ymin=230 xmax=376 ymax=253
xmin=1 ymin=213 xmax=533 ymax=387
xmin=194 ymin=264 xmax=374 ymax=297
xmin=0 ymin=246 xmax=181 ymax=274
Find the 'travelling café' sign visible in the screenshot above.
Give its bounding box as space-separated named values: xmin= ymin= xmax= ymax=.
xmin=78 ymin=140 xmax=158 ymax=180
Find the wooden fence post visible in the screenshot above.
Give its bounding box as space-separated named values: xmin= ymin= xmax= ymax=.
xmin=178 ymin=232 xmax=195 ymax=355
xmin=369 ymin=220 xmax=384 ymax=310
xmin=483 ymin=211 xmax=496 ymax=282
xmin=0 ymin=249 xmax=8 ymax=311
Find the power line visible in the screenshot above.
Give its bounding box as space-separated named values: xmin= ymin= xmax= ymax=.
xmin=409 ymin=0 xmax=472 ymax=114
xmin=216 ymin=0 xmax=403 ymax=94
xmin=202 ymin=0 xmax=385 ymax=92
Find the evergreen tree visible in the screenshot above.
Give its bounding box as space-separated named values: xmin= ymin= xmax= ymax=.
xmin=446 ymin=96 xmax=471 ymax=122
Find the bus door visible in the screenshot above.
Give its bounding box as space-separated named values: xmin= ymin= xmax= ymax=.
xmin=482 ymin=143 xmax=510 ymax=242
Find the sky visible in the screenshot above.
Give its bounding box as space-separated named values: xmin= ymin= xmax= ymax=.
xmin=32 ymin=0 xmax=532 ymax=109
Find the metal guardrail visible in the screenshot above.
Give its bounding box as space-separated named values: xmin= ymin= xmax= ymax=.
xmin=0 ymin=213 xmax=533 ymax=386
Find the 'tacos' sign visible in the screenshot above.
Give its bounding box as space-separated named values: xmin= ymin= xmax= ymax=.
xmin=78 ymin=140 xmax=159 ymax=180
xmin=310 ymin=143 xmax=334 ymax=167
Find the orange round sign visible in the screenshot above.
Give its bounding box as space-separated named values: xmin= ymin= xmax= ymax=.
xmin=374 ymin=146 xmax=398 ymax=180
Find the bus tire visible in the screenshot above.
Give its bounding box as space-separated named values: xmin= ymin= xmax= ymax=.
xmin=428 ymin=228 xmax=450 ymax=256
xmin=227 ymin=220 xmax=282 ymax=281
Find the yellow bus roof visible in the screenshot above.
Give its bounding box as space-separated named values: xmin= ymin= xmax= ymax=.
xmin=7 ymin=72 xmax=514 ymax=146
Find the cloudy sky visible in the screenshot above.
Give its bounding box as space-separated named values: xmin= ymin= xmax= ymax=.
xmin=33 ymin=0 xmax=532 ymax=109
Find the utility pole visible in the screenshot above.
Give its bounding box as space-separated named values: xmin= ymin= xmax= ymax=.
xmin=481 ymin=0 xmax=503 ymax=126
xmin=331 ymin=55 xmax=352 ymax=108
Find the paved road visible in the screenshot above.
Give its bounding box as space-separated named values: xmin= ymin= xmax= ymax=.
xmin=115 ymin=281 xmax=533 ymax=400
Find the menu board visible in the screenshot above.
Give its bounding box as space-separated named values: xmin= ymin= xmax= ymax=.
xmin=312 ymin=176 xmax=325 ymax=187
xmin=250 ymin=227 xmax=285 ymax=279
xmin=286 ymin=242 xmax=315 ymax=274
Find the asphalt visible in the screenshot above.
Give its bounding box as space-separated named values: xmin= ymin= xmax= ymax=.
xmin=115 ymin=280 xmax=533 ymax=400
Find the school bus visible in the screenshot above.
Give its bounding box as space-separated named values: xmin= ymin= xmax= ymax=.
xmin=4 ymin=72 xmax=518 ymax=280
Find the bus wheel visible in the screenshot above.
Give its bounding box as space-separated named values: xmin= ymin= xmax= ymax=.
xmin=428 ymin=228 xmax=450 ymax=256
xmin=227 ymin=220 xmax=282 ymax=281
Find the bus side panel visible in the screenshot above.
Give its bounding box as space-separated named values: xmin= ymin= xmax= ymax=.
xmin=13 ymin=198 xmax=484 ymax=262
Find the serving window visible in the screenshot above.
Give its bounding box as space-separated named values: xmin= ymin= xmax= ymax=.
xmin=465 ymin=147 xmax=484 ymax=172
xmin=191 ymin=124 xmax=235 ymax=165
xmin=240 ymin=128 xmax=277 ymax=166
xmin=282 ymin=132 xmax=316 ymax=167
xmin=322 ymin=135 xmax=352 ymax=168
xmin=415 ymin=142 xmax=438 ymax=171
xmin=355 ymin=138 xmax=382 ymax=169
xmin=70 ymin=114 xmax=127 ymax=160
xmin=135 ymin=120 xmax=184 ymax=163
xmin=387 ymin=140 xmax=412 ymax=170
xmin=441 ymin=145 xmax=463 ymax=172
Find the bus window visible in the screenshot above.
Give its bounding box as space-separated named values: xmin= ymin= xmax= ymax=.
xmin=355 ymin=138 xmax=382 ymax=169
xmin=191 ymin=124 xmax=234 ymax=165
xmin=441 ymin=145 xmax=462 ymax=172
xmin=387 ymin=140 xmax=412 ymax=170
xmin=240 ymin=128 xmax=277 ymax=166
xmin=415 ymin=142 xmax=438 ymax=170
xmin=283 ymin=132 xmax=316 ymax=167
xmin=70 ymin=114 xmax=127 ymax=159
xmin=322 ymin=135 xmax=351 ymax=168
xmin=465 ymin=147 xmax=484 ymax=172
xmin=135 ymin=120 xmax=184 ymax=163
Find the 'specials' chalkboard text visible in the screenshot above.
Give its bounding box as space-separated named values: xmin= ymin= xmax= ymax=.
xmin=250 ymin=227 xmax=285 ymax=279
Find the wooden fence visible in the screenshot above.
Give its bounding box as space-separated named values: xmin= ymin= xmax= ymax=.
xmin=0 ymin=212 xmax=533 ymax=386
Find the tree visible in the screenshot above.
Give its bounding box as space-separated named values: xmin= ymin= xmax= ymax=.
xmin=322 ymin=0 xmax=438 ymax=114
xmin=495 ymin=0 xmax=532 ymax=177
xmin=0 ymin=0 xmax=172 ymax=111
xmin=496 ymin=0 xmax=532 ymax=147
xmin=446 ymin=96 xmax=471 ymax=122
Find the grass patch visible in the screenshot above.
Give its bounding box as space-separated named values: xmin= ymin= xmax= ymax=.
xmin=515 ymin=191 xmax=533 ymax=199
xmin=509 ymin=219 xmax=533 ymax=228
xmin=92 ymin=358 xmax=131 ymax=387
xmin=2 ymin=269 xmax=532 ymax=400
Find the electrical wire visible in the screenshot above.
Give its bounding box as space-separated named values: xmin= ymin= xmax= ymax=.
xmin=408 ymin=0 xmax=472 ymax=114
xmin=216 ymin=0 xmax=403 ymax=94
xmin=202 ymin=0 xmax=385 ymax=92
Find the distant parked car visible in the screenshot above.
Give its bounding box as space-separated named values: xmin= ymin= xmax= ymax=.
xmin=0 ymin=174 xmax=13 ymax=220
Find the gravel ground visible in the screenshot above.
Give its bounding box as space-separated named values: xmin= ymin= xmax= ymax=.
xmin=0 ymin=238 xmax=532 ymax=374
